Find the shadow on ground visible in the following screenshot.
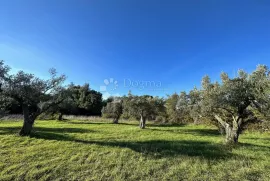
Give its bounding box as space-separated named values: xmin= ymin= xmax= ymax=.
xmin=29 ymin=131 xmax=232 ymax=160
xmin=238 ymin=142 xmax=270 ymax=149
xmin=63 ymin=121 xmax=137 ymax=126
xmin=148 ymin=123 xmax=186 ymax=128
xmin=0 ymin=126 xmax=95 ymax=135
xmin=149 ymin=128 xmax=221 ymax=136
xmin=2 ymin=125 xmax=262 ymax=160
xmin=243 ymin=137 xmax=270 ymax=141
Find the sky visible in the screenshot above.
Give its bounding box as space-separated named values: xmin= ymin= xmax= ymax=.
xmin=1 ymin=0 xmax=270 ymax=98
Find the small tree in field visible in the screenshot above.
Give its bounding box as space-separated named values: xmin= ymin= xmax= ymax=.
xmin=175 ymin=91 xmax=190 ymax=123
xmin=201 ymin=65 xmax=270 ymax=144
xmin=0 ymin=61 xmax=66 ymax=136
xmin=102 ymin=97 xmax=123 ymax=124
xmin=165 ymin=93 xmax=180 ymax=123
xmin=124 ymin=94 xmax=165 ymax=129
xmin=188 ymin=88 xmax=202 ymax=124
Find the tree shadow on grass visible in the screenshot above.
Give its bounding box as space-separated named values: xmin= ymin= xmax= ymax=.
xmin=64 ymin=121 xmax=111 ymax=125
xmin=148 ymin=123 xmax=186 ymax=128
xmin=64 ymin=121 xmax=127 ymax=125
xmin=64 ymin=121 xmax=140 ymax=127
xmin=243 ymin=137 xmax=270 ymax=141
xmin=30 ymin=131 xmax=233 ymax=160
xmin=0 ymin=126 xmax=96 ymax=135
xmin=0 ymin=126 xmax=21 ymax=135
xmin=238 ymin=142 xmax=270 ymax=149
xmin=149 ymin=128 xmax=220 ymax=136
xmin=180 ymin=129 xmax=220 ymax=136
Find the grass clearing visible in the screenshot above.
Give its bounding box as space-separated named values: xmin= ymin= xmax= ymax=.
xmin=0 ymin=120 xmax=269 ymax=181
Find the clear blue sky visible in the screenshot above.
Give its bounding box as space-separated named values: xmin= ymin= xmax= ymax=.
xmin=1 ymin=0 xmax=270 ymax=98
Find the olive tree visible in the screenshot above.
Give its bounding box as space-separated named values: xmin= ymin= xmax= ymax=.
xmin=175 ymin=91 xmax=190 ymax=123
xmin=174 ymin=91 xmax=201 ymax=124
xmin=201 ymin=65 xmax=270 ymax=144
xmin=102 ymin=97 xmax=123 ymax=124
xmin=188 ymin=88 xmax=202 ymax=124
xmin=124 ymin=94 xmax=165 ymax=129
xmin=165 ymin=93 xmax=180 ymax=123
xmin=0 ymin=60 xmax=66 ymax=136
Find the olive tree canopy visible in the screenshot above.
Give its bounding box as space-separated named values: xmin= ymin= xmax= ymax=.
xmin=123 ymin=93 xmax=165 ymax=129
xmin=201 ymin=65 xmax=270 ymax=144
xmin=0 ymin=60 xmax=66 ymax=136
xmin=102 ymin=97 xmax=123 ymax=124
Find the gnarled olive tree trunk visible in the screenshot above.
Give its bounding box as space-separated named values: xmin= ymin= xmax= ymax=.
xmin=214 ymin=115 xmax=241 ymax=144
xmin=139 ymin=115 xmax=146 ymax=129
xmin=19 ymin=105 xmax=35 ymax=136
xmin=58 ymin=113 xmax=63 ymax=121
xmin=113 ymin=115 xmax=119 ymax=124
xmin=224 ymin=123 xmax=240 ymax=144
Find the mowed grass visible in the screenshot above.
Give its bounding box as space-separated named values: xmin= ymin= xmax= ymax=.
xmin=0 ymin=120 xmax=269 ymax=181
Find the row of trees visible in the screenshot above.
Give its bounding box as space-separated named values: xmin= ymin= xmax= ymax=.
xmin=102 ymin=65 xmax=270 ymax=144
xmin=102 ymin=93 xmax=165 ymax=128
xmin=1 ymin=60 xmax=269 ymax=144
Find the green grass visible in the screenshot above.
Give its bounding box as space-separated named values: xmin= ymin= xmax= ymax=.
xmin=0 ymin=120 xmax=269 ymax=181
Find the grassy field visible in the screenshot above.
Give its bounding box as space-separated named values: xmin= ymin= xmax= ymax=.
xmin=0 ymin=120 xmax=269 ymax=181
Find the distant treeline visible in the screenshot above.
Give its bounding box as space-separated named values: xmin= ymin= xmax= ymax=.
xmin=4 ymin=83 xmax=104 ymax=116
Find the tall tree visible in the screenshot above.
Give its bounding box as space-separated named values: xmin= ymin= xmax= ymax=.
xmin=0 ymin=60 xmax=66 ymax=136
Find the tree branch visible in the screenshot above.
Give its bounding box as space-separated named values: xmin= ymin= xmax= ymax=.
xmin=214 ymin=114 xmax=229 ymax=128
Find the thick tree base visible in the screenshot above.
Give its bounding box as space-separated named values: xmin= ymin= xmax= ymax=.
xmin=225 ymin=137 xmax=239 ymax=145
xmin=113 ymin=119 xmax=119 ymax=124
xmin=19 ymin=120 xmax=34 ymax=136
xmin=58 ymin=114 xmax=63 ymax=121
xmin=19 ymin=126 xmax=33 ymax=136
xmin=224 ymin=127 xmax=239 ymax=145
xmin=139 ymin=119 xmax=146 ymax=129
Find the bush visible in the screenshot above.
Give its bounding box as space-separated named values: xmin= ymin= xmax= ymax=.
xmin=37 ymin=113 xmax=59 ymax=120
xmin=155 ymin=116 xmax=166 ymax=123
xmin=245 ymin=120 xmax=270 ymax=132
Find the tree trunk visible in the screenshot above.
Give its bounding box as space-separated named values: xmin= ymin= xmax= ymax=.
xmin=218 ymin=125 xmax=226 ymax=135
xmin=193 ymin=117 xmax=199 ymax=125
xmin=58 ymin=113 xmax=63 ymax=121
xmin=224 ymin=124 xmax=239 ymax=144
xmin=19 ymin=105 xmax=35 ymax=136
xmin=214 ymin=115 xmax=240 ymax=144
xmin=139 ymin=115 xmax=146 ymax=129
xmin=113 ymin=117 xmax=119 ymax=124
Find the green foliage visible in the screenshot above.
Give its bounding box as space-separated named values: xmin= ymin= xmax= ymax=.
xmin=0 ymin=61 xmax=66 ymax=119
xmin=165 ymin=93 xmax=180 ymax=123
xmin=155 ymin=115 xmax=166 ymax=123
xmin=37 ymin=112 xmax=60 ymax=120
xmin=199 ymin=65 xmax=270 ymax=143
xmin=101 ymin=97 xmax=123 ymax=122
xmin=68 ymin=83 xmax=103 ymax=115
xmin=123 ymin=93 xmax=165 ymax=120
xmin=0 ymin=60 xmax=67 ymax=135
